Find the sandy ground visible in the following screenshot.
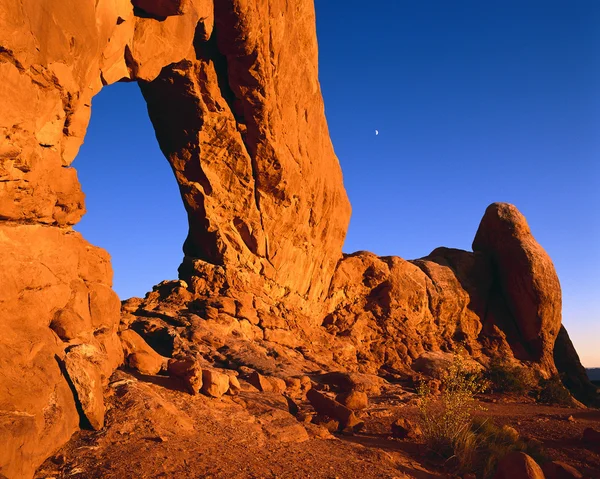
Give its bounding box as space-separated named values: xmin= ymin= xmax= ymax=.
xmin=34 ymin=371 xmax=600 ymax=479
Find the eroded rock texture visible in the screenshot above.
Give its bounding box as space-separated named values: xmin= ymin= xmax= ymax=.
xmin=0 ymin=0 xmax=592 ymax=477
xmin=139 ymin=0 xmax=350 ymax=313
xmin=1 ymin=0 xmax=348 ymax=476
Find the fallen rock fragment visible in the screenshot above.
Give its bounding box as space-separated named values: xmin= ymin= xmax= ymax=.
xmin=227 ymin=374 xmax=242 ymax=395
xmin=391 ymin=418 xmax=422 ymax=440
xmin=306 ymin=389 xmax=364 ymax=432
xmin=582 ymin=427 xmax=600 ymax=443
xmin=120 ymin=329 xmax=166 ymax=375
xmin=501 ymin=425 xmax=520 ymax=442
xmin=201 ymin=369 xmax=230 ymax=398
xmin=412 ymin=351 xmax=483 ymax=379
xmin=335 ymin=390 xmax=368 ymax=411
xmin=541 ymin=461 xmax=583 ymax=479
xmin=248 ymin=371 xmax=286 ymax=393
xmin=312 ymin=415 xmax=340 ymax=433
xmin=318 ymin=372 xmax=384 ymax=395
xmin=248 ymin=371 xmax=274 ymax=392
xmin=167 ymin=358 xmax=203 ymax=395
xmin=493 ymin=451 xmax=544 ymax=479
xmin=63 ymin=345 xmax=106 ymax=430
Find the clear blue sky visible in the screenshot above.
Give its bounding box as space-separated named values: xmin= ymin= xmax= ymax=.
xmin=75 ymin=1 xmax=599 ymax=365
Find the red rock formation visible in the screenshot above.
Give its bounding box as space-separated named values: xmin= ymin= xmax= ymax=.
xmin=0 ymin=0 xmax=589 ymax=477
xmin=473 ymin=202 xmax=562 ymax=373
xmin=0 ymin=1 xmax=348 ymax=476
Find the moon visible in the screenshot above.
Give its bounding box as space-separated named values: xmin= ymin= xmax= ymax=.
xmin=375 ymin=130 xmax=379 ymax=136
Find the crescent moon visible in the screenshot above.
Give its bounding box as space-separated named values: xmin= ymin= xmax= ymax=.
xmin=375 ymin=130 xmax=379 ymax=135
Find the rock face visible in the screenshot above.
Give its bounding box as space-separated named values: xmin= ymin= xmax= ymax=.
xmin=0 ymin=1 xmax=348 ymax=476
xmin=0 ymin=0 xmax=591 ymax=477
xmin=0 ymin=226 xmax=122 ymax=479
xmin=139 ymin=0 xmax=351 ymax=314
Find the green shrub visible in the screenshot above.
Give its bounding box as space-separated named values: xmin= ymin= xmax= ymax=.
xmin=485 ymin=359 xmax=537 ymax=394
xmin=417 ymin=352 xmax=547 ymax=477
xmin=417 ymin=352 xmax=487 ymax=470
xmin=536 ymin=375 xmax=573 ymax=405
xmin=470 ymin=418 xmax=546 ymax=478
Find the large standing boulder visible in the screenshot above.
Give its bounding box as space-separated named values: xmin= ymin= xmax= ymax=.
xmin=473 ymin=202 xmax=562 ymax=373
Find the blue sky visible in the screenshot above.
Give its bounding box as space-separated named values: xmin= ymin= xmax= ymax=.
xmin=75 ymin=1 xmax=599 ymax=365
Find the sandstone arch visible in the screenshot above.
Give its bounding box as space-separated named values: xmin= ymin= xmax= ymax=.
xmin=0 ymin=1 xmax=349 ymax=476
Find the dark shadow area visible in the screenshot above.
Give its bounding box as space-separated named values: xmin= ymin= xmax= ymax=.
xmin=127 ymin=369 xmax=189 ymax=393
xmin=54 ymin=354 xmax=93 ymax=430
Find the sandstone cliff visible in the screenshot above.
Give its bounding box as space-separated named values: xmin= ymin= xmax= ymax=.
xmin=0 ymin=1 xmax=592 ymax=477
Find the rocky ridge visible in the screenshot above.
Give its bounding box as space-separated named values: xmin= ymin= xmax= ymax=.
xmin=0 ymin=0 xmax=595 ymax=478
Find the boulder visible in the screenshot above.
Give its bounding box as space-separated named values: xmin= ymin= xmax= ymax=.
xmin=120 ymin=329 xmax=166 ymax=375
xmin=582 ymin=427 xmax=600 ymax=443
xmin=335 ymin=391 xmax=368 ymax=411
xmin=541 ymin=461 xmax=583 ymax=479
xmin=167 ymin=358 xmax=203 ymax=395
xmin=201 ymin=370 xmax=230 ymax=398
xmin=391 ymin=418 xmax=422 ymax=440
xmin=493 ymin=452 xmax=545 ymax=479
xmin=501 ymin=425 xmax=520 ymax=442
xmin=411 ymin=351 xmax=483 ymax=379
xmin=473 ymin=203 xmax=562 ymax=371
xmin=248 ymin=371 xmax=286 ymax=393
xmin=63 ymin=345 xmax=106 ymax=431
xmin=306 ymin=389 xmax=364 ymax=432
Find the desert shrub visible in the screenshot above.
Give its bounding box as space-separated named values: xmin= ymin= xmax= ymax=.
xmin=417 ymin=352 xmax=547 ymax=477
xmin=417 ymin=351 xmax=488 ymax=471
xmin=485 ymin=359 xmax=537 ymax=394
xmin=536 ymin=375 xmax=573 ymax=405
xmin=469 ymin=418 xmax=547 ymax=478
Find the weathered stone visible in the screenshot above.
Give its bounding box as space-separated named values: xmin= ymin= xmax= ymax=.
xmin=120 ymin=329 xmax=166 ymax=375
xmin=541 ymin=461 xmax=583 ymax=479
xmin=50 ymin=309 xmax=93 ymax=342
xmin=248 ymin=371 xmax=274 ymax=392
xmin=391 ymin=418 xmax=422 ymax=440
xmin=493 ymin=452 xmax=544 ymax=479
xmin=227 ymin=374 xmax=242 ymax=394
xmin=335 ymin=391 xmax=368 ymax=411
xmin=63 ymin=345 xmax=106 ymax=431
xmin=167 ymin=358 xmax=203 ymax=395
xmin=473 ymin=203 xmax=562 ymax=372
xmin=306 ymin=389 xmax=364 ymax=432
xmin=501 ymin=425 xmax=520 ymax=442
xmin=201 ymin=369 xmax=230 ymax=398
xmin=582 ymin=427 xmax=600 ymax=443
xmin=411 ymin=351 xmax=483 ymax=379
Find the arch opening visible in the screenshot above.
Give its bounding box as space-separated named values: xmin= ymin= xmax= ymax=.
xmin=74 ymin=82 xmax=187 ymax=300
